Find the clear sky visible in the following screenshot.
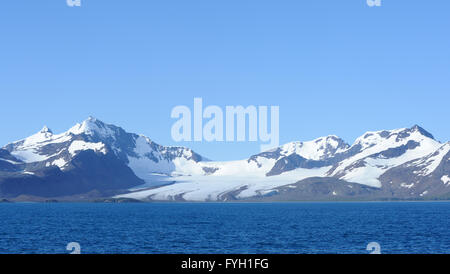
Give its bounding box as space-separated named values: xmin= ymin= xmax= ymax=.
xmin=0 ymin=0 xmax=449 ymax=160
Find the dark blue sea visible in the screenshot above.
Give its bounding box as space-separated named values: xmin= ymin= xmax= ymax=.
xmin=0 ymin=202 xmax=449 ymax=254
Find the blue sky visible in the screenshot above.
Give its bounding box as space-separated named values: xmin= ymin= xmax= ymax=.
xmin=0 ymin=0 xmax=449 ymax=160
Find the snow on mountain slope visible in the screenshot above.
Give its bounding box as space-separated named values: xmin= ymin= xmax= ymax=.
xmin=127 ymin=135 xmax=206 ymax=182
xmin=0 ymin=149 xmax=21 ymax=172
xmin=376 ymin=142 xmax=450 ymax=199
xmin=117 ymin=125 xmax=448 ymax=201
xmin=442 ymin=175 xmax=450 ymax=186
xmin=275 ymin=135 xmax=349 ymax=161
xmin=408 ymin=142 xmax=450 ymax=177
xmin=4 ymin=122 xmax=109 ymax=171
xmin=0 ymin=117 xmax=209 ymax=198
xmin=68 ymin=140 xmax=107 ymax=156
xmin=6 ymin=126 xmax=73 ymax=164
xmin=329 ymin=126 xmax=442 ymax=187
xmin=115 ymin=135 xmax=350 ymax=201
xmin=3 ymin=117 xmax=206 ymax=182
xmin=2 ymin=119 xmax=448 ymax=201
xmin=115 ymin=136 xmax=353 ymax=201
xmin=167 ymin=135 xmax=348 ymax=180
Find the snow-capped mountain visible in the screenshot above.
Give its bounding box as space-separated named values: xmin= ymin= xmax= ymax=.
xmin=1 ymin=118 xmax=449 ymax=201
xmin=379 ymin=142 xmax=450 ymax=199
xmin=328 ymin=125 xmax=443 ymax=187
xmin=0 ymin=117 xmax=206 ymax=198
xmin=118 ymin=125 xmax=450 ymax=201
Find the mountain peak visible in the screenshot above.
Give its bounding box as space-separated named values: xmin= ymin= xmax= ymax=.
xmin=69 ymin=116 xmax=112 ymax=137
xmin=410 ymin=125 xmax=435 ymax=140
xmin=355 ymin=125 xmax=436 ymax=147
xmin=83 ymin=116 xmax=104 ymax=126
xmin=9 ymin=125 xmax=55 ymax=147
xmin=86 ymin=116 xmax=99 ymax=123
xmin=272 ymin=135 xmax=349 ymax=161
xmin=40 ymin=126 xmax=52 ymax=134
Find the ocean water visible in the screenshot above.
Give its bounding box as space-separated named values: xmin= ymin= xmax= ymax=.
xmin=0 ymin=202 xmax=449 ymax=254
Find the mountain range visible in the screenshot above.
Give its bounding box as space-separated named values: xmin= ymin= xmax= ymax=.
xmin=0 ymin=117 xmax=449 ymax=202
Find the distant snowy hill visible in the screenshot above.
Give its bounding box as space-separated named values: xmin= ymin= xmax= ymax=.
xmin=0 ymin=118 xmax=449 ymax=201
